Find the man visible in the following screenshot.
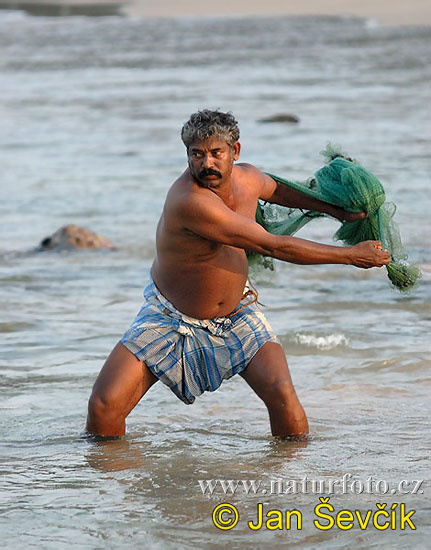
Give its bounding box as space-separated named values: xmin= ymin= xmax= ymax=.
xmin=86 ymin=110 xmax=390 ymax=439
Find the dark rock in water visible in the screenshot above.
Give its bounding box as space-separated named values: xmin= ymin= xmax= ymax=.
xmin=258 ymin=114 xmax=300 ymax=124
xmin=39 ymin=225 xmax=114 ymax=251
xmin=0 ymin=0 xmax=127 ymax=17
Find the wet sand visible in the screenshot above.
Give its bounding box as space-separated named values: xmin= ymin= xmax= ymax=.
xmin=127 ymin=0 xmax=430 ymax=25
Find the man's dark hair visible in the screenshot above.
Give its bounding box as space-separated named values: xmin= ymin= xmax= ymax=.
xmin=181 ymin=109 xmax=240 ymax=149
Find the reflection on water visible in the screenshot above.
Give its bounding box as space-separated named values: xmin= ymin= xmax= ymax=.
xmin=86 ymin=438 xmax=148 ymax=473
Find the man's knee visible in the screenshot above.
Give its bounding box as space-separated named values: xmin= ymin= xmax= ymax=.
xmin=87 ymin=390 xmax=122 ymax=423
xmin=262 ymin=378 xmax=297 ymax=407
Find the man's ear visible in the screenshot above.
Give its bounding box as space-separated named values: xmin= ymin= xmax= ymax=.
xmin=232 ymin=141 xmax=241 ymax=160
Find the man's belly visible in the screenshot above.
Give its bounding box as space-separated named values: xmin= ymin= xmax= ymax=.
xmin=152 ymin=248 xmax=250 ymax=319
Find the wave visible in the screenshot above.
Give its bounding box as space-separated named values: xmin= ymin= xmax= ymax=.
xmin=294 ymin=332 xmax=349 ymax=350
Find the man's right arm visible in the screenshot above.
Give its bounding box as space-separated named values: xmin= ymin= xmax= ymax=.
xmin=177 ymin=191 xmax=390 ymax=269
xmin=258 ymin=170 xmax=367 ymax=223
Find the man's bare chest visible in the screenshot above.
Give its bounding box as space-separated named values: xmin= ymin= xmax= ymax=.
xmin=225 ymin=185 xmax=259 ymax=220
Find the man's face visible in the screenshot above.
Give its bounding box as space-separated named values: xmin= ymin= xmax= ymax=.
xmin=187 ymin=137 xmax=240 ymax=188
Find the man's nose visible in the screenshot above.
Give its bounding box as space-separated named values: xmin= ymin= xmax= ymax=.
xmin=202 ymin=154 xmax=214 ymax=168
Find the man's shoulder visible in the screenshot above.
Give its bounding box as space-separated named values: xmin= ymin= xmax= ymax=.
xmin=166 ymin=170 xmax=197 ymax=201
xmin=234 ymin=163 xmax=272 ymax=198
xmin=235 ymin=162 xmax=263 ymax=178
xmin=165 ymin=172 xmax=219 ymax=214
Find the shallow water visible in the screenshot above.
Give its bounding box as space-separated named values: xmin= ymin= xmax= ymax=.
xmin=1 ymin=11 xmax=430 ymax=549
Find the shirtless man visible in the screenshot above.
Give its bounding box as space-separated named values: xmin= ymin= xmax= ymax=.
xmin=86 ymin=110 xmax=390 ymax=439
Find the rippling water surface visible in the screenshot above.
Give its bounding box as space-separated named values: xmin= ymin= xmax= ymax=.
xmin=1 ymin=10 xmax=430 ymax=549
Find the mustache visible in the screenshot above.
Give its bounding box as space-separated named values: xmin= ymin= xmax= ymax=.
xmin=198 ymin=168 xmax=222 ymax=179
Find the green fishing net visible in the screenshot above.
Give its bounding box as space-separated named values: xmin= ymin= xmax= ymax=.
xmin=250 ymin=144 xmax=421 ymax=292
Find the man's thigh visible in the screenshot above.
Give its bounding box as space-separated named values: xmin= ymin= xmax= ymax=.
xmin=240 ymin=341 xmax=296 ymax=402
xmin=91 ymin=341 xmax=158 ymax=416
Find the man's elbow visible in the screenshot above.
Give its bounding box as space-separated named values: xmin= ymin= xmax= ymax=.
xmin=253 ymin=241 xmax=277 ymax=258
xmin=240 ymin=240 xmax=274 ymax=257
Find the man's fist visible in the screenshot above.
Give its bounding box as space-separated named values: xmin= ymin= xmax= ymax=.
xmin=349 ymin=241 xmax=391 ymax=269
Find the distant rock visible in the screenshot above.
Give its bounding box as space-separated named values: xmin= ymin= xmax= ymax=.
xmin=258 ymin=114 xmax=300 ymax=124
xmin=0 ymin=0 xmax=127 ymax=17
xmin=39 ymin=225 xmax=114 ymax=251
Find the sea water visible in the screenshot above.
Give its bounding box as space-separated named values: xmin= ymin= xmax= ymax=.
xmin=0 ymin=10 xmax=430 ymax=549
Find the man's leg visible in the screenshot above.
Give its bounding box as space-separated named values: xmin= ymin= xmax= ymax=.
xmin=240 ymin=342 xmax=309 ymax=438
xmin=86 ymin=342 xmax=158 ymax=437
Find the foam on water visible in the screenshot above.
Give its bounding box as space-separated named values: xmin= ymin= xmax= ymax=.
xmin=294 ymin=332 xmax=350 ymax=350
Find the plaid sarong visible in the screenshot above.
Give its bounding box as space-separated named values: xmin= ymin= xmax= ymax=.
xmin=120 ymin=274 xmax=278 ymax=404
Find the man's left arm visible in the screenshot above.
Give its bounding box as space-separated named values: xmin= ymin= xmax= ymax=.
xmin=260 ymin=172 xmax=366 ymax=223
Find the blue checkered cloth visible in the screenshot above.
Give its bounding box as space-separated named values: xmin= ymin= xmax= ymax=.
xmin=120 ymin=274 xmax=278 ymax=404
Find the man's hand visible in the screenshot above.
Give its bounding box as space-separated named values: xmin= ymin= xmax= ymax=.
xmin=349 ymin=241 xmax=391 ymax=269
xmin=331 ymin=207 xmax=368 ymax=223
xmin=341 ymin=210 xmax=367 ymax=223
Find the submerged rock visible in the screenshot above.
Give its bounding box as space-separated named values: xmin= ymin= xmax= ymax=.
xmin=39 ymin=225 xmax=114 ymax=250
xmin=258 ymin=113 xmax=300 ymax=124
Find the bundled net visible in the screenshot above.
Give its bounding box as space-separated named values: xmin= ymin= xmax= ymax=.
xmin=250 ymin=144 xmax=421 ymax=292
